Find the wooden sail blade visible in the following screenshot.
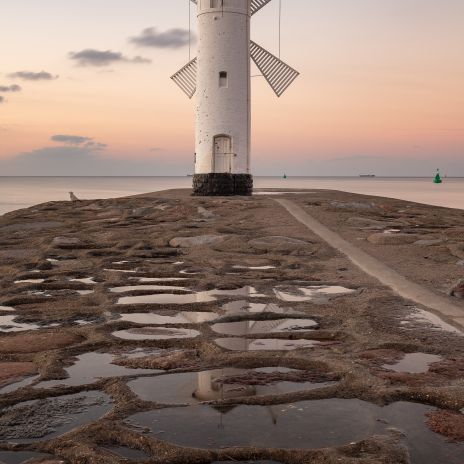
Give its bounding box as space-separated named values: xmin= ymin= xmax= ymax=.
xmin=250 ymin=41 xmax=299 ymax=97
xmin=251 ymin=0 xmax=273 ymax=15
xmin=170 ymin=58 xmax=197 ymax=99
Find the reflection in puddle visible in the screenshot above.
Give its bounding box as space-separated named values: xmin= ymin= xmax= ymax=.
xmin=113 ymin=327 xmax=201 ymax=340
xmin=70 ymin=277 xmax=97 ymax=284
xmin=14 ymin=279 xmax=45 ymax=284
xmin=119 ymin=311 xmax=218 ymax=325
xmin=0 ymin=315 xmax=40 ymax=332
xmin=275 ymin=286 xmax=355 ymax=303
xmin=382 ymin=353 xmax=442 ymax=374
xmin=117 ymin=293 xmax=216 ymax=305
xmin=0 ymin=375 xmax=40 ymax=395
xmin=127 ymin=400 xmax=463 ymax=463
xmin=116 ymin=287 xmax=264 ymax=305
xmin=211 ymin=319 xmax=318 ymax=336
xmin=110 ymin=284 xmax=189 ymax=293
xmin=215 ymin=338 xmax=322 ymax=351
xmin=35 ymin=352 xmax=161 ymax=388
xmin=104 ymin=268 xmax=138 ymax=273
xmin=218 ymin=301 xmax=303 ymax=317
xmin=233 ymin=265 xmax=276 ymax=270
xmin=383 ymin=229 xmax=401 ymax=234
xmin=0 ymin=391 xmax=112 ymax=443
xmin=403 ymin=308 xmax=462 ymax=335
xmin=0 ymin=451 xmax=56 ymax=464
xmin=128 ymin=367 xmax=332 ymax=404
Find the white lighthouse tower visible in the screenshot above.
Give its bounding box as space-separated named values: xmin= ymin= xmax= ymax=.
xmin=172 ymin=0 xmax=299 ymax=195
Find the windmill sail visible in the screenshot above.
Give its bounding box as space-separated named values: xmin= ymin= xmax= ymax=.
xmin=250 ymin=41 xmax=299 ymax=97
xmin=171 ymin=58 xmax=197 ymax=99
xmin=251 ymin=0 xmax=273 ymax=15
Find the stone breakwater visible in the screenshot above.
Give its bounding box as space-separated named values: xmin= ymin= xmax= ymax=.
xmin=0 ymin=188 xmax=463 ymax=464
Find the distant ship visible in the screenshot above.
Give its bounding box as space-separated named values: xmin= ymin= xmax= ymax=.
xmin=359 ymin=174 xmax=376 ymax=178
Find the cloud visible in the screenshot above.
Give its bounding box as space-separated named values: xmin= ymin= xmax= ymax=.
xmin=51 ymin=134 xmax=93 ymax=145
xmin=51 ymin=134 xmax=107 ymax=151
xmin=0 ymin=85 xmax=21 ymax=92
xmin=68 ymin=49 xmax=151 ymax=67
xmin=130 ymin=28 xmax=191 ymax=49
xmin=8 ymin=71 xmax=57 ymax=81
xmin=0 ymin=145 xmax=190 ymax=176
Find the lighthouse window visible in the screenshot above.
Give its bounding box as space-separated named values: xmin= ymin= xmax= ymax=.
xmin=219 ymin=71 xmax=228 ymax=87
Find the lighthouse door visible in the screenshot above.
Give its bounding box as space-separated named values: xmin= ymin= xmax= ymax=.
xmin=213 ymin=136 xmax=232 ymax=173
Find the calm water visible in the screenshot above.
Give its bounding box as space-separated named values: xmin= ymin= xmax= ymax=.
xmin=0 ymin=176 xmax=462 ymax=215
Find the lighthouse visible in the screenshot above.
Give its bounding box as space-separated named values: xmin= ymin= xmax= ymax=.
xmin=171 ymin=0 xmax=299 ymax=196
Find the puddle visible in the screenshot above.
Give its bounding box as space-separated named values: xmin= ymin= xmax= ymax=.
xmin=0 ymin=375 xmax=40 ymax=395
xmin=104 ymin=268 xmax=138 ymax=273
xmin=0 ymin=306 xmax=15 ymax=312
xmin=128 ymin=367 xmax=332 ymax=404
xmin=70 ymin=277 xmax=97 ymax=284
xmin=233 ymin=265 xmax=276 ymax=270
xmin=382 ymin=353 xmax=442 ymax=374
xmin=254 ymin=191 xmax=308 ymax=195
xmin=110 ymin=284 xmax=189 ymax=293
xmin=127 ymin=400 xmax=463 ymax=463
xmin=103 ymin=446 xmax=150 ymax=461
xmin=77 ymin=290 xmax=95 ymax=295
xmin=35 ymin=352 xmax=161 ymax=388
xmin=211 ymin=319 xmax=318 ymax=336
xmin=403 ymin=308 xmax=462 ymax=335
xmin=383 ymin=229 xmax=401 ymax=234
xmin=117 ymin=293 xmax=217 ymax=305
xmin=274 ymin=285 xmax=355 ymax=303
xmin=133 ymin=277 xmax=189 ymax=282
xmin=0 ymin=391 xmax=112 ymax=443
xmin=215 ymin=338 xmax=322 ymax=351
xmin=218 ymin=301 xmax=303 ymax=317
xmin=212 ymin=287 xmax=266 ymax=298
xmin=0 ymin=315 xmax=40 ymax=332
xmin=119 ymin=311 xmax=218 ymax=325
xmin=113 ymin=260 xmax=131 ymax=264
xmin=14 ymin=279 xmax=45 ymax=284
xmin=0 ymin=451 xmax=56 ymax=464
xmin=113 ymin=327 xmax=201 ymax=340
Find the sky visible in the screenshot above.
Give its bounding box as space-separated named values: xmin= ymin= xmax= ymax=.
xmin=0 ymin=0 xmax=463 ymax=176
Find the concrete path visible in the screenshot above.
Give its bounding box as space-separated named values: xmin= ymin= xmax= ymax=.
xmin=277 ymin=199 xmax=464 ymax=332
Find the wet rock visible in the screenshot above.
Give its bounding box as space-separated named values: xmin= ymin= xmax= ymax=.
xmin=169 ymin=235 xmax=226 ymax=248
xmin=0 ymin=331 xmax=82 ymax=354
xmin=451 ymin=281 xmax=464 ymax=299
xmin=367 ymin=233 xmax=420 ymax=245
xmin=249 ymin=236 xmax=311 ymax=253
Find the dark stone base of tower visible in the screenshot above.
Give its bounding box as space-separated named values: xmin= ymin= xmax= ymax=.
xmin=193 ymin=174 xmax=253 ymax=196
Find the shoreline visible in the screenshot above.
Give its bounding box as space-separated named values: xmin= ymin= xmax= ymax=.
xmin=0 ymin=188 xmax=463 ymax=462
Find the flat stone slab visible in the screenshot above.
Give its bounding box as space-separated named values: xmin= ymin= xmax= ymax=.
xmin=169 ymin=235 xmax=226 ymax=248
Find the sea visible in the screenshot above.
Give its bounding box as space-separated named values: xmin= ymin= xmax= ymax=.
xmin=0 ymin=176 xmax=462 ymax=216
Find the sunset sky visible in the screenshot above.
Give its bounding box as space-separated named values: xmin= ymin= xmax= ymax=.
xmin=1 ymin=0 xmax=463 ymax=176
